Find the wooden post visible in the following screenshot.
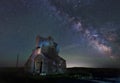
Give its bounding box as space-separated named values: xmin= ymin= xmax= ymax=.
xmin=16 ymin=54 xmax=19 ymax=68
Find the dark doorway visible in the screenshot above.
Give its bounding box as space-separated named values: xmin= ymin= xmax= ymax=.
xmin=40 ymin=61 xmax=42 ymax=73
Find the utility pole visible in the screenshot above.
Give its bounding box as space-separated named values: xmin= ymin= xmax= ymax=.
xmin=16 ymin=54 xmax=19 ymax=68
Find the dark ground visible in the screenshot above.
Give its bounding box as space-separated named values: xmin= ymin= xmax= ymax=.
xmin=0 ymin=67 xmax=120 ymax=83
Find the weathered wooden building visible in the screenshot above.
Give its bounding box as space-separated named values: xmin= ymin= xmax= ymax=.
xmin=25 ymin=36 xmax=66 ymax=75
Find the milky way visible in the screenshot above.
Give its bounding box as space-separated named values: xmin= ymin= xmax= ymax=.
xmin=0 ymin=0 xmax=120 ymax=67
xmin=45 ymin=0 xmax=120 ymax=60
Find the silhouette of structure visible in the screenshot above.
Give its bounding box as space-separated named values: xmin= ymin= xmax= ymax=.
xmin=25 ymin=35 xmax=66 ymax=75
xmin=16 ymin=54 xmax=19 ymax=68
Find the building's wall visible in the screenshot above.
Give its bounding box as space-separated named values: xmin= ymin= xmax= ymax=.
xmin=33 ymin=54 xmax=66 ymax=75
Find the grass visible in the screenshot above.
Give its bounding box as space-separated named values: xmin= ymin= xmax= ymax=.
xmin=0 ymin=67 xmax=120 ymax=83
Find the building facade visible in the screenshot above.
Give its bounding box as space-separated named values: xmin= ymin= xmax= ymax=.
xmin=25 ymin=36 xmax=66 ymax=75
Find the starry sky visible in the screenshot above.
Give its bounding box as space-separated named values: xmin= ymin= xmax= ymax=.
xmin=0 ymin=0 xmax=120 ymax=68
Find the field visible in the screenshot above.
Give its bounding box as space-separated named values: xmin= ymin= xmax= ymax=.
xmin=0 ymin=67 xmax=120 ymax=83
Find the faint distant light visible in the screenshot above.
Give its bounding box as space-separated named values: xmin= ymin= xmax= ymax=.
xmin=67 ymin=63 xmax=94 ymax=68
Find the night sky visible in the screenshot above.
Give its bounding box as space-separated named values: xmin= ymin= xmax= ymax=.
xmin=0 ymin=0 xmax=120 ymax=68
